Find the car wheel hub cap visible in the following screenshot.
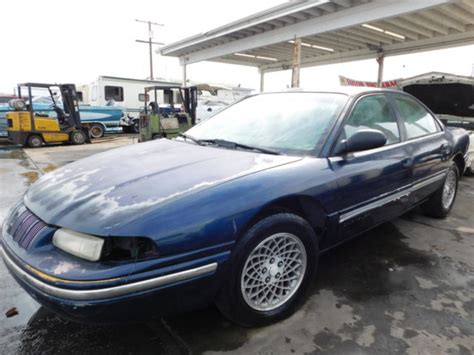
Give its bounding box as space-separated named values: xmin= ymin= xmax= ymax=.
xmin=241 ymin=233 xmax=307 ymax=311
xmin=442 ymin=170 xmax=456 ymax=209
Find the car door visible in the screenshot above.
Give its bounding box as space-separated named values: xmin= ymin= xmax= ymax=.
xmin=327 ymin=93 xmax=412 ymax=246
xmin=390 ymin=93 xmax=450 ymax=204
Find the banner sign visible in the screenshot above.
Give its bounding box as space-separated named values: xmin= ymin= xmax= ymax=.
xmin=339 ymin=75 xmax=398 ymax=88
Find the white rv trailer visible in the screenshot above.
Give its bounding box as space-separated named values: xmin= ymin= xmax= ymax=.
xmin=77 ymin=76 xmax=180 ymax=118
xmin=77 ymin=76 xmax=254 ymax=124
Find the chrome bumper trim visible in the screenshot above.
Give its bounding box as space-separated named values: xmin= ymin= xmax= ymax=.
xmin=1 ymin=247 xmax=217 ymax=301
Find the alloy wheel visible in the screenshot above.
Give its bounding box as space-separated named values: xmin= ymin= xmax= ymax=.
xmin=442 ymin=169 xmax=456 ymax=210
xmin=241 ymin=233 xmax=307 ymax=311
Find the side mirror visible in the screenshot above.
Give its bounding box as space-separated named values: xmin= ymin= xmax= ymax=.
xmin=335 ymin=129 xmax=387 ymax=155
xmin=207 ymin=107 xmax=212 ymax=112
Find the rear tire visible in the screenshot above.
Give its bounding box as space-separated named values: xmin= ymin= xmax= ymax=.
xmin=215 ymin=213 xmax=319 ymax=326
xmin=89 ymin=124 xmax=105 ymax=139
xmin=70 ymin=130 xmax=87 ymax=145
xmin=27 ymin=135 xmax=43 ymax=148
xmin=422 ymin=162 xmax=459 ymax=218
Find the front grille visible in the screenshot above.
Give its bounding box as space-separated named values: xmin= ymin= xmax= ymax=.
xmin=6 ymin=204 xmax=48 ymax=249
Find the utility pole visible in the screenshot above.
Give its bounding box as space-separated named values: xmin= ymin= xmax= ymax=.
xmin=135 ymin=19 xmax=164 ymax=81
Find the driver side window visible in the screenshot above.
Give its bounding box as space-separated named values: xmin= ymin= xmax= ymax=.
xmin=344 ymin=95 xmax=400 ymax=145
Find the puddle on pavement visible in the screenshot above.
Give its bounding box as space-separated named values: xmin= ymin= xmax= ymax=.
xmin=2 ymin=308 xmax=187 ymax=355
xmin=166 ymin=305 xmax=249 ymax=354
xmin=0 ymin=148 xmax=24 ymax=160
xmin=0 ymin=147 xmax=35 ymax=171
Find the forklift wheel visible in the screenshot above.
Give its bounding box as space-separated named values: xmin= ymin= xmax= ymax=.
xmin=70 ymin=130 xmax=87 ymax=145
xmin=27 ymin=135 xmax=43 ymax=148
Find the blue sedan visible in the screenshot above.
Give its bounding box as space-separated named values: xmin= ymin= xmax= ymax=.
xmin=1 ymin=88 xmax=470 ymax=326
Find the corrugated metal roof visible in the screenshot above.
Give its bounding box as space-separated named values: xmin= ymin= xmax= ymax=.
xmin=160 ymin=0 xmax=474 ymax=72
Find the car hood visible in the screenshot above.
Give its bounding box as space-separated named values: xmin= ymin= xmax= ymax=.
xmin=25 ymin=139 xmax=301 ymax=235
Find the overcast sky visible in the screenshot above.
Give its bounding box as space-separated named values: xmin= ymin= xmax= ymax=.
xmin=1 ymin=0 xmax=473 ymax=94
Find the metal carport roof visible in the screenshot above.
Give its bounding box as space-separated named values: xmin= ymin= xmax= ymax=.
xmin=160 ymin=0 xmax=474 ymax=87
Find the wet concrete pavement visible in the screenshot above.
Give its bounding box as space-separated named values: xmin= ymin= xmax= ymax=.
xmin=0 ymin=141 xmax=473 ymax=354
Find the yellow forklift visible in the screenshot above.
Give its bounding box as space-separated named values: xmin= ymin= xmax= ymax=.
xmin=6 ymin=83 xmax=90 ymax=148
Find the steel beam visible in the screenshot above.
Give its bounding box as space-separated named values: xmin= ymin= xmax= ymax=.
xmin=259 ymin=28 xmax=474 ymax=72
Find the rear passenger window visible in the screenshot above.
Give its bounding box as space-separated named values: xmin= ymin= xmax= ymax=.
xmin=394 ymin=95 xmax=439 ymax=139
xmin=344 ymin=95 xmax=400 ymax=145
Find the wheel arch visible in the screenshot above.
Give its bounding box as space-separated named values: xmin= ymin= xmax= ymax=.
xmin=240 ymin=195 xmax=328 ymax=246
xmin=452 ymin=153 xmax=465 ymax=176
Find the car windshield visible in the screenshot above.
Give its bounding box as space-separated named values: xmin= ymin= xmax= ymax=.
xmin=186 ymin=92 xmax=347 ymax=155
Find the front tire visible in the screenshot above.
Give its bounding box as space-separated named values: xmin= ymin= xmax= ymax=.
xmin=70 ymin=130 xmax=87 ymax=145
xmin=216 ymin=213 xmax=319 ymax=326
xmin=422 ymin=162 xmax=459 ymax=218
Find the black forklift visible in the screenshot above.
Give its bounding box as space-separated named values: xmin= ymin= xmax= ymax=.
xmin=6 ymin=83 xmax=90 ymax=147
xmin=139 ymin=85 xmax=198 ymax=142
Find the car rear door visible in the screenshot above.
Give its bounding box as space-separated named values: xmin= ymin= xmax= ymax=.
xmin=390 ymin=93 xmax=450 ymax=205
xmin=327 ymin=93 xmax=412 ymax=246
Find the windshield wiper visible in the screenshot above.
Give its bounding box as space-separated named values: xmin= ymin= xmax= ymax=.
xmin=177 ymin=133 xmax=203 ymax=146
xmin=200 ymin=139 xmax=280 ymax=155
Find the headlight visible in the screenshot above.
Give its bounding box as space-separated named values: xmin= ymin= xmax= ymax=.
xmin=52 ymin=228 xmax=104 ymax=261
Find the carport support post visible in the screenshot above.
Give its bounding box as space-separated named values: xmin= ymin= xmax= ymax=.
xmin=259 ymin=69 xmax=265 ymax=92
xmin=376 ymin=50 xmax=385 ymax=87
xmin=291 ymin=38 xmax=301 ymax=88
xmin=182 ymin=61 xmax=187 ymax=86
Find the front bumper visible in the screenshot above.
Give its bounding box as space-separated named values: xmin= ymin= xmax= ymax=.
xmin=1 ymin=241 xmax=228 ymax=322
xmin=1 ymin=246 xmax=227 ymax=324
xmin=1 ymin=246 xmax=217 ymax=301
xmin=1 ymin=202 xmax=232 ymax=322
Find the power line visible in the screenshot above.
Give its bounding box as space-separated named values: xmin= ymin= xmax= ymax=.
xmin=135 ymin=19 xmax=164 ymax=81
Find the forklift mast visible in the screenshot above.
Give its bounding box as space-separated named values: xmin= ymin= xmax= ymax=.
xmin=183 ymin=87 xmax=198 ymax=125
xmin=59 ymin=84 xmax=82 ymax=129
